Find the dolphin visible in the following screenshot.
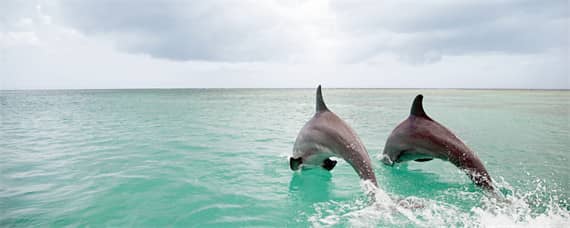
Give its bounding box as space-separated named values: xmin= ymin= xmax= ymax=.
xmin=290 ymin=85 xmax=378 ymax=186
xmin=381 ymin=95 xmax=494 ymax=191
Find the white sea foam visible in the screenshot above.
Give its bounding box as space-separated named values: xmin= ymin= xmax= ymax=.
xmin=307 ymin=178 xmax=570 ymax=227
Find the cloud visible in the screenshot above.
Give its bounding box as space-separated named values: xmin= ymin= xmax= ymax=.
xmin=55 ymin=0 xmax=339 ymax=62
xmin=0 ymin=0 xmax=567 ymax=89
xmin=331 ymin=0 xmax=569 ymax=63
xmin=50 ymin=0 xmax=569 ymax=63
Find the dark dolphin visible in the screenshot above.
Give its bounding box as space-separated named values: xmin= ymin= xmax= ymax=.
xmin=290 ymin=85 xmax=377 ymax=186
xmin=381 ymin=95 xmax=494 ymax=191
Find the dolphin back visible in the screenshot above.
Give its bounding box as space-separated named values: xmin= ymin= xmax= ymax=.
xmin=385 ymin=94 xmax=495 ymax=191
xmin=292 ymin=85 xmax=378 ymax=186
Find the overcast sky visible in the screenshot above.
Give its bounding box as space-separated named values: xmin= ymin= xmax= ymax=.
xmin=1 ymin=0 xmax=568 ymax=89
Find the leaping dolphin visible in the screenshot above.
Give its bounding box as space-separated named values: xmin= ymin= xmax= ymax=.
xmin=290 ymin=85 xmax=378 ymax=186
xmin=381 ymin=95 xmax=494 ymax=191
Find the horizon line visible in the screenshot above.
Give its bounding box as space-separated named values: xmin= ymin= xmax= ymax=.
xmin=1 ymin=87 xmax=569 ymax=92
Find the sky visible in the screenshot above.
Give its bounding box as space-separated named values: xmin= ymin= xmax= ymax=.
xmin=0 ymin=0 xmax=568 ymax=89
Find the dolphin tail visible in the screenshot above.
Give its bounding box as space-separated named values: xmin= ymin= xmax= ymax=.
xmin=410 ymin=94 xmax=432 ymax=120
xmin=316 ymin=85 xmax=329 ymax=112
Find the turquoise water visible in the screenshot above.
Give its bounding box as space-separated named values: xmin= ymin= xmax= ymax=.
xmin=1 ymin=89 xmax=569 ymax=227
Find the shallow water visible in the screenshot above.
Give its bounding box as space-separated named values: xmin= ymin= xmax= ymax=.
xmin=1 ymin=89 xmax=569 ymax=227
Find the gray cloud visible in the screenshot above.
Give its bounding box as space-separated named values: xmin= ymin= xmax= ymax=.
xmin=3 ymin=0 xmax=564 ymax=63
xmin=1 ymin=0 xmax=568 ymax=73
xmin=56 ymin=0 xmax=325 ymax=62
xmin=0 ymin=0 xmax=41 ymax=32
xmin=332 ymin=0 xmax=568 ymax=63
xmin=47 ymin=0 xmax=569 ymax=63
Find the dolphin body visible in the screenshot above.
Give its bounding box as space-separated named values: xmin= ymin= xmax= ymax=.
xmin=290 ymin=86 xmax=378 ymax=186
xmin=381 ymin=95 xmax=494 ymax=191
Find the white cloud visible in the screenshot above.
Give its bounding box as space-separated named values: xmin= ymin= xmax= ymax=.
xmin=0 ymin=0 xmax=568 ymax=89
xmin=331 ymin=0 xmax=568 ymax=62
xmin=54 ymin=0 xmax=341 ymax=63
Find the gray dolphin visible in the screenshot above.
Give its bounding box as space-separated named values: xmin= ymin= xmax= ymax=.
xmin=381 ymin=95 xmax=494 ymax=191
xmin=290 ymin=86 xmax=378 ymax=186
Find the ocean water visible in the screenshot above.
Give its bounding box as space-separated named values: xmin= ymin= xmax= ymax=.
xmin=1 ymin=89 xmax=568 ymax=227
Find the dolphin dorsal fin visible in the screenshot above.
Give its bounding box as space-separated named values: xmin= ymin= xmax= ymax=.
xmin=316 ymin=85 xmax=329 ymax=112
xmin=410 ymin=94 xmax=431 ymax=119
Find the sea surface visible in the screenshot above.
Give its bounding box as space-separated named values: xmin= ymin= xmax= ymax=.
xmin=1 ymin=89 xmax=569 ymax=227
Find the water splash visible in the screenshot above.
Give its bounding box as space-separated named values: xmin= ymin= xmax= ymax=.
xmin=307 ymin=178 xmax=570 ymax=227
